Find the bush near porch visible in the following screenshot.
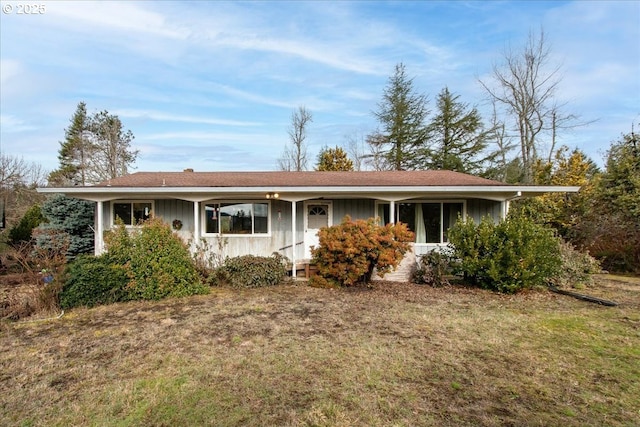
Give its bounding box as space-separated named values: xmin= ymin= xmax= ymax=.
xmin=60 ymin=218 xmax=208 ymax=308
xmin=309 ymin=216 xmax=414 ymax=288
xmin=447 ymin=214 xmax=562 ymax=293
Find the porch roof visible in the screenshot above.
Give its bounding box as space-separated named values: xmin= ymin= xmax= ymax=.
xmin=37 ymin=170 xmax=580 ymax=202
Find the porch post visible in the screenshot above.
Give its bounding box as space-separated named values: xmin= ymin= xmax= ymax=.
xmin=389 ymin=200 xmax=396 ymax=224
xmin=193 ymin=201 xmax=200 ymax=249
xmin=291 ymin=200 xmax=297 ymax=279
xmin=96 ymin=200 xmax=104 ymax=255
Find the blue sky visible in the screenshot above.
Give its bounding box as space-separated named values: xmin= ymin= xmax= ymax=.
xmin=1 ymin=1 xmax=638 ymax=174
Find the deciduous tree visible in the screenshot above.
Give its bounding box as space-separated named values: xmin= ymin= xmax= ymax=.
xmin=0 ymin=154 xmax=47 ymax=231
xmin=278 ymin=106 xmax=313 ymax=171
xmin=88 ymin=111 xmax=138 ymax=183
xmin=480 ymin=29 xmax=577 ymax=183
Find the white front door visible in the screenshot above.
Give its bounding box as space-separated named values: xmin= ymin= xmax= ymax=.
xmin=304 ymin=201 xmax=331 ymax=259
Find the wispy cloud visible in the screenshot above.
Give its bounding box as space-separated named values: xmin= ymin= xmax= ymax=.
xmin=0 ymin=115 xmax=38 ymax=133
xmin=116 ymin=110 xmax=262 ymax=127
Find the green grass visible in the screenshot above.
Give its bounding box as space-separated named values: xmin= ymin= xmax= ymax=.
xmin=1 ymin=275 xmax=639 ymax=426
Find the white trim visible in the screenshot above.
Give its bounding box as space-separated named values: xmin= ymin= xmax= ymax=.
xmin=193 ymin=201 xmax=200 ymax=246
xmin=37 ymin=185 xmax=581 ymax=197
xmin=96 ymin=201 xmax=104 ymax=255
xmin=291 ymin=201 xmax=297 ymax=279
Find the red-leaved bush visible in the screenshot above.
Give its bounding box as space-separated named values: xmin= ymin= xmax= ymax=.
xmin=309 ymin=216 xmax=414 ymax=287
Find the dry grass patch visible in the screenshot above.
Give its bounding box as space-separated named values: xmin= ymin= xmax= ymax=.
xmin=1 ymin=276 xmax=639 ymax=426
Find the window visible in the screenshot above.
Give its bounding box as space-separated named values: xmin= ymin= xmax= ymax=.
xmin=203 ymin=202 xmax=269 ymax=235
xmin=376 ymin=201 xmax=464 ymax=244
xmin=113 ymin=201 xmax=153 ymax=226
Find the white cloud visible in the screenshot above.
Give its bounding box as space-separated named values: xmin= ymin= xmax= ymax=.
xmin=0 ymin=59 xmax=22 ymax=85
xmin=116 ymin=109 xmax=262 ymax=127
xmin=0 ymin=114 xmax=37 ymax=132
xmin=45 ymin=1 xmax=188 ymax=39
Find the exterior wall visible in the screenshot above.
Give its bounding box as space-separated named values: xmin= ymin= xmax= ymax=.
xmin=99 ymin=197 xmax=504 ymax=279
xmin=156 ymin=199 xmax=194 ymax=231
xmin=332 ymin=199 xmax=375 ymax=223
xmin=467 ymin=198 xmax=502 ymax=223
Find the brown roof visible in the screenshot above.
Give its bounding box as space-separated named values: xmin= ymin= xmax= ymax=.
xmin=94 ymin=170 xmax=508 ymax=188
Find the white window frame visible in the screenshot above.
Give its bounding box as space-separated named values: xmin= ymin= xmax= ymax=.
xmin=111 ymin=200 xmax=154 ymax=227
xmin=201 ymin=200 xmax=271 ymax=237
xmin=374 ymin=200 xmax=466 ymax=245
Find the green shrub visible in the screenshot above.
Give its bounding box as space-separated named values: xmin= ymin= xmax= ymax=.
xmin=552 ymin=240 xmax=601 ymax=289
xmin=448 ymin=214 xmax=562 ymax=293
xmin=412 ymin=250 xmax=455 ymax=287
xmin=104 ymin=217 xmax=209 ymax=300
xmin=60 ymin=254 xmax=128 ymax=309
xmin=220 ymin=253 xmax=288 ymax=289
xmin=8 ymin=204 xmax=46 ymax=245
xmin=309 ymin=216 xmax=414 ymax=287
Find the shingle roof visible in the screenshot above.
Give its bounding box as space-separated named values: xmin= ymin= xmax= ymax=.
xmin=94 ymin=170 xmax=508 ymax=188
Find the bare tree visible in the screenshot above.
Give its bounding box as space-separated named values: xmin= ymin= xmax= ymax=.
xmin=482 ymin=99 xmax=520 ymax=182
xmin=479 ymin=29 xmax=576 ymax=183
xmin=344 ymin=132 xmax=368 ymax=171
xmin=0 ymin=154 xmax=48 ymax=229
xmin=278 ymin=106 xmax=313 ymax=171
xmin=364 ymin=132 xmax=394 ymax=171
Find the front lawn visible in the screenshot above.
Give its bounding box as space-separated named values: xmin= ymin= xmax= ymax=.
xmin=1 ymin=275 xmax=638 ymax=426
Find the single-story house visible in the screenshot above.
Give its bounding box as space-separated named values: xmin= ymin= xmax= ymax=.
xmin=38 ymin=170 xmax=580 ymax=280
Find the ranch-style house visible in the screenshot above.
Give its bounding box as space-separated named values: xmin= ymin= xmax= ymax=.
xmin=39 ymin=170 xmax=580 ymax=279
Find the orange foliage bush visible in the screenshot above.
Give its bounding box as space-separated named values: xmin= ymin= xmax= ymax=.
xmin=309 ymin=216 xmax=414 ymax=287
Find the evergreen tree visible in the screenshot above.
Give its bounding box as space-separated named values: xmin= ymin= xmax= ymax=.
xmin=370 ymin=63 xmax=430 ymax=170
xmin=8 ymin=204 xmax=46 ymax=245
xmin=315 ymin=146 xmax=354 ymax=171
xmin=48 ymin=102 xmax=138 ymax=186
xmin=599 ymin=131 xmax=640 ymax=217
xmin=34 ymin=194 xmax=95 ymax=259
xmin=48 ymin=102 xmax=93 ymax=186
xmin=423 ymin=87 xmax=491 ymax=174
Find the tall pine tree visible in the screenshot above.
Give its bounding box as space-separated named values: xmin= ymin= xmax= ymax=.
xmin=369 ymin=63 xmax=430 ymax=170
xmin=48 ymin=102 xmax=93 ymax=186
xmin=422 ymin=87 xmax=491 ymax=174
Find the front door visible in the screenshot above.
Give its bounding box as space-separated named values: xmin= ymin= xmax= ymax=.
xmin=304 ymin=201 xmax=331 ymax=259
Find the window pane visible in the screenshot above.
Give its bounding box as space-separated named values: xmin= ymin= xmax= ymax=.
xmin=398 ymin=203 xmax=415 ymax=232
xmin=114 ymin=203 xmax=132 ymax=225
xmin=254 ymin=203 xmax=268 ymax=234
xmin=221 ymin=203 xmax=252 ymax=234
xmin=422 ymin=203 xmax=441 ymax=243
xmin=205 ymin=204 xmax=219 ymax=233
xmin=132 ymin=203 xmax=152 ymax=224
xmin=377 ymin=204 xmax=390 ymax=225
xmin=443 ymin=203 xmax=463 ymax=242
